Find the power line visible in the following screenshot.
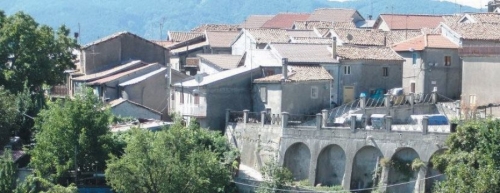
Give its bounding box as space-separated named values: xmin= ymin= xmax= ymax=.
xmin=233 ymin=173 xmax=445 ymax=193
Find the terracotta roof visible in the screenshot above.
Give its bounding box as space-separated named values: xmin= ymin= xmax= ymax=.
xmin=333 ymin=21 xmax=357 ymax=29
xmin=337 ymin=45 xmax=404 ymax=61
xmin=167 ymin=31 xmax=204 ymax=42
xmin=307 ymin=8 xmax=361 ymax=22
xmin=198 ymin=54 xmax=243 ymax=70
xmin=333 ymin=28 xmax=386 ymax=46
xmin=191 ymin=24 xmax=239 ymax=32
xmin=443 ymin=15 xmax=463 ymax=23
xmin=291 ymin=37 xmax=333 ymax=44
xmin=270 ymin=43 xmax=338 ymax=63
xmin=170 ymin=41 xmax=209 ymax=53
xmin=87 ymin=63 xmax=160 ymax=85
xmin=286 ymin=30 xmax=320 ymax=38
xmin=392 ymin=34 xmax=458 ymax=52
xmin=108 ymin=98 xmax=161 ymax=115
xmin=262 ymin=13 xmax=311 ymax=29
xmin=378 ymin=14 xmax=444 ymax=30
xmin=254 ymin=65 xmax=333 ymax=83
xmin=464 ymin=13 xmax=500 ymax=23
xmin=293 ymin=21 xmax=333 ymax=30
xmin=385 ymin=30 xmax=424 ymax=45
xmin=444 ymin=22 xmax=500 ymax=41
xmin=205 ymin=31 xmax=240 ymax=48
xmin=240 ymin=15 xmax=275 ymax=28
xmin=246 ymin=29 xmax=290 ymax=44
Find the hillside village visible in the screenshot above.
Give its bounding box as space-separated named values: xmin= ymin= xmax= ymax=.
xmin=14 ymin=1 xmax=500 ymax=192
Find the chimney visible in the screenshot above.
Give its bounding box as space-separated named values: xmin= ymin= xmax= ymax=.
xmin=368 ymin=15 xmax=373 ymax=20
xmin=282 ymin=58 xmax=288 ymax=80
xmin=331 ymin=37 xmax=337 ymax=59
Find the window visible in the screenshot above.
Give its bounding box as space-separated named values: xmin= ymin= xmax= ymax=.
xmin=193 ymin=93 xmax=200 ymax=105
xmin=382 ymin=67 xmax=389 ymax=77
xmin=444 ymin=56 xmax=451 ymax=66
xmin=343 ymin=66 xmax=351 ymax=75
xmin=180 ymin=92 xmax=184 ymax=104
xmin=311 ymin=86 xmax=318 ymax=99
xmin=412 ymin=53 xmax=417 ymax=65
xmin=469 ymin=95 xmax=476 ymax=106
xmin=260 ymin=86 xmax=267 ymax=103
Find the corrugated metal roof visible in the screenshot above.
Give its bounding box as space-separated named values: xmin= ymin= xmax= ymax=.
xmin=87 ymin=63 xmax=160 ymax=85
xmin=119 ymin=68 xmax=167 ymax=87
xmin=72 ymin=60 xmax=146 ymax=81
xmin=173 ymin=66 xmax=259 ymax=87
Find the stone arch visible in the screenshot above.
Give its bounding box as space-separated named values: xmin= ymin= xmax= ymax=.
xmin=284 ymin=142 xmax=311 ymax=181
xmin=425 ymin=149 xmax=446 ymax=193
xmin=315 ymin=144 xmax=346 ymax=186
xmin=387 ymin=148 xmax=420 ymax=193
xmin=350 ymin=146 xmax=383 ymax=192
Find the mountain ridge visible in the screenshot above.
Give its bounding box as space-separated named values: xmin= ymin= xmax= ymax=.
xmin=0 ymin=0 xmax=479 ymax=44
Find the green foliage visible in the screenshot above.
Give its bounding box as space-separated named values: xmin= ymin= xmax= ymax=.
xmin=0 ymin=149 xmax=16 ymax=193
xmin=432 ymin=119 xmax=500 ymax=193
xmin=411 ymin=158 xmax=425 ymax=171
xmin=13 ymin=174 xmax=77 ymax=193
xmin=105 ymin=120 xmax=237 ymax=193
xmin=0 ymin=11 xmax=77 ymax=94
xmin=0 ymin=87 xmax=17 ymax=146
xmin=256 ymin=160 xmax=293 ymax=193
xmin=30 ymin=89 xmax=113 ymax=181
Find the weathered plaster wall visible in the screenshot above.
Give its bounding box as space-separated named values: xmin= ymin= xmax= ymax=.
xmin=252 ymin=83 xmax=282 ymax=115
xmin=122 ymin=68 xmax=168 ymax=113
xmin=282 ymin=81 xmax=331 ymax=115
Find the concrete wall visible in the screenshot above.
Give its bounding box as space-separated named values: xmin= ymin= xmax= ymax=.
xmin=232 ymin=32 xmax=255 ymax=55
xmin=121 ymin=68 xmax=168 ymax=113
xmin=111 ymin=101 xmax=161 ymax=120
xmin=81 ymin=33 xmax=169 ymax=74
xmin=462 ymin=56 xmax=500 ymax=110
xmin=327 ymin=60 xmax=402 ymax=105
xmin=199 ymin=61 xmax=223 ymax=75
xmin=282 ymin=81 xmax=331 ymax=115
xmin=399 ymin=49 xmax=462 ymax=99
xmin=204 ymin=68 xmax=263 ymax=130
xmin=252 ymin=83 xmax=282 ymax=115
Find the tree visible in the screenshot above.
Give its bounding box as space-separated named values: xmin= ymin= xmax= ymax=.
xmin=256 ymin=160 xmax=293 ymax=193
xmin=0 ymin=149 xmax=16 ymax=193
xmin=105 ymin=120 xmax=238 ymax=193
xmin=432 ymin=119 xmax=500 ymax=193
xmin=30 ymin=89 xmax=113 ymax=183
xmin=0 ymin=11 xmax=78 ymax=94
xmin=0 ymin=86 xmax=17 ymax=146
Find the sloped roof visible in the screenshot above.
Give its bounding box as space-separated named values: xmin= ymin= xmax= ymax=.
xmin=151 ymin=40 xmax=177 ymax=48
xmin=293 ymin=21 xmax=333 ymax=30
xmin=254 ymin=65 xmax=333 ymax=83
xmin=337 ymin=45 xmax=404 ymax=61
xmin=291 ymin=37 xmax=333 ymax=44
xmin=73 ymin=60 xmax=146 ymax=81
xmin=333 ymin=28 xmax=386 ymax=46
xmin=270 ymin=43 xmax=338 ymax=63
xmin=167 ymin=31 xmax=204 ymax=42
xmin=206 ymin=31 xmax=240 ymax=48
xmin=171 ymin=69 xmax=190 ymax=84
xmin=198 ymin=54 xmax=243 ymax=70
xmin=377 ymin=14 xmax=444 ymax=30
xmin=286 ymin=30 xmax=320 ymax=38
xmin=462 ymin=13 xmax=500 ymax=24
xmin=82 ymin=31 xmax=166 ymax=51
xmin=333 ymin=21 xmax=358 ymax=29
xmin=392 ymin=34 xmax=458 ymax=52
xmin=173 ymin=66 xmax=260 ymax=87
xmin=247 ymin=29 xmax=290 ymax=44
xmin=170 ymin=41 xmax=209 ymax=54
xmin=191 ymin=24 xmax=239 ymax=32
xmin=307 ymin=8 xmax=362 ymax=22
xmin=262 ymin=13 xmax=311 ymax=29
xmin=87 ymin=63 xmax=160 ymax=85
xmin=443 ymin=14 xmax=463 ymax=23
xmin=119 ymin=68 xmax=167 ymax=87
xmin=240 ymin=15 xmax=275 ymax=28
xmin=443 ymin=22 xmax=500 ymax=41
xmin=315 ymin=28 xmax=332 ymax=37
xmin=385 ymin=30 xmax=424 ymax=45
xmin=109 ymin=98 xmax=161 ymax=115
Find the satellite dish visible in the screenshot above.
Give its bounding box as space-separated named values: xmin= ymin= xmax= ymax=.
xmin=346 ymin=34 xmax=353 ymax=41
xmin=195 ymin=74 xmax=203 ymax=83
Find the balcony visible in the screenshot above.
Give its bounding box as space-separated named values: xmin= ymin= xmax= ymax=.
xmin=180 ymin=104 xmax=206 ymax=117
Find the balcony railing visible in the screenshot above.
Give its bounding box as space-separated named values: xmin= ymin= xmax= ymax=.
xmin=180 ymin=104 xmax=206 ymax=117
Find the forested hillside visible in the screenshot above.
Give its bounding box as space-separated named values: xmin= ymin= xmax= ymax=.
xmin=0 ymin=0 xmax=478 ymax=44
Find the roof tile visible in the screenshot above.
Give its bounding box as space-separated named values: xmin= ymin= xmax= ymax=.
xmin=307 ymin=8 xmax=361 ymax=22
xmin=336 ymin=45 xmax=404 ymax=61
xmin=247 ymin=29 xmax=290 ymax=44
xmin=378 ymin=14 xmax=444 ymax=30
xmin=254 ymin=65 xmax=333 ymax=83
xmin=167 ymin=31 xmax=204 ymax=42
xmin=191 ymin=24 xmax=239 ymax=32
xmin=262 ymin=13 xmax=311 ymax=29
xmin=240 ymin=15 xmax=275 ymax=28
xmin=206 ymin=31 xmax=240 ymax=48
xmin=198 ymin=54 xmax=243 ymax=70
